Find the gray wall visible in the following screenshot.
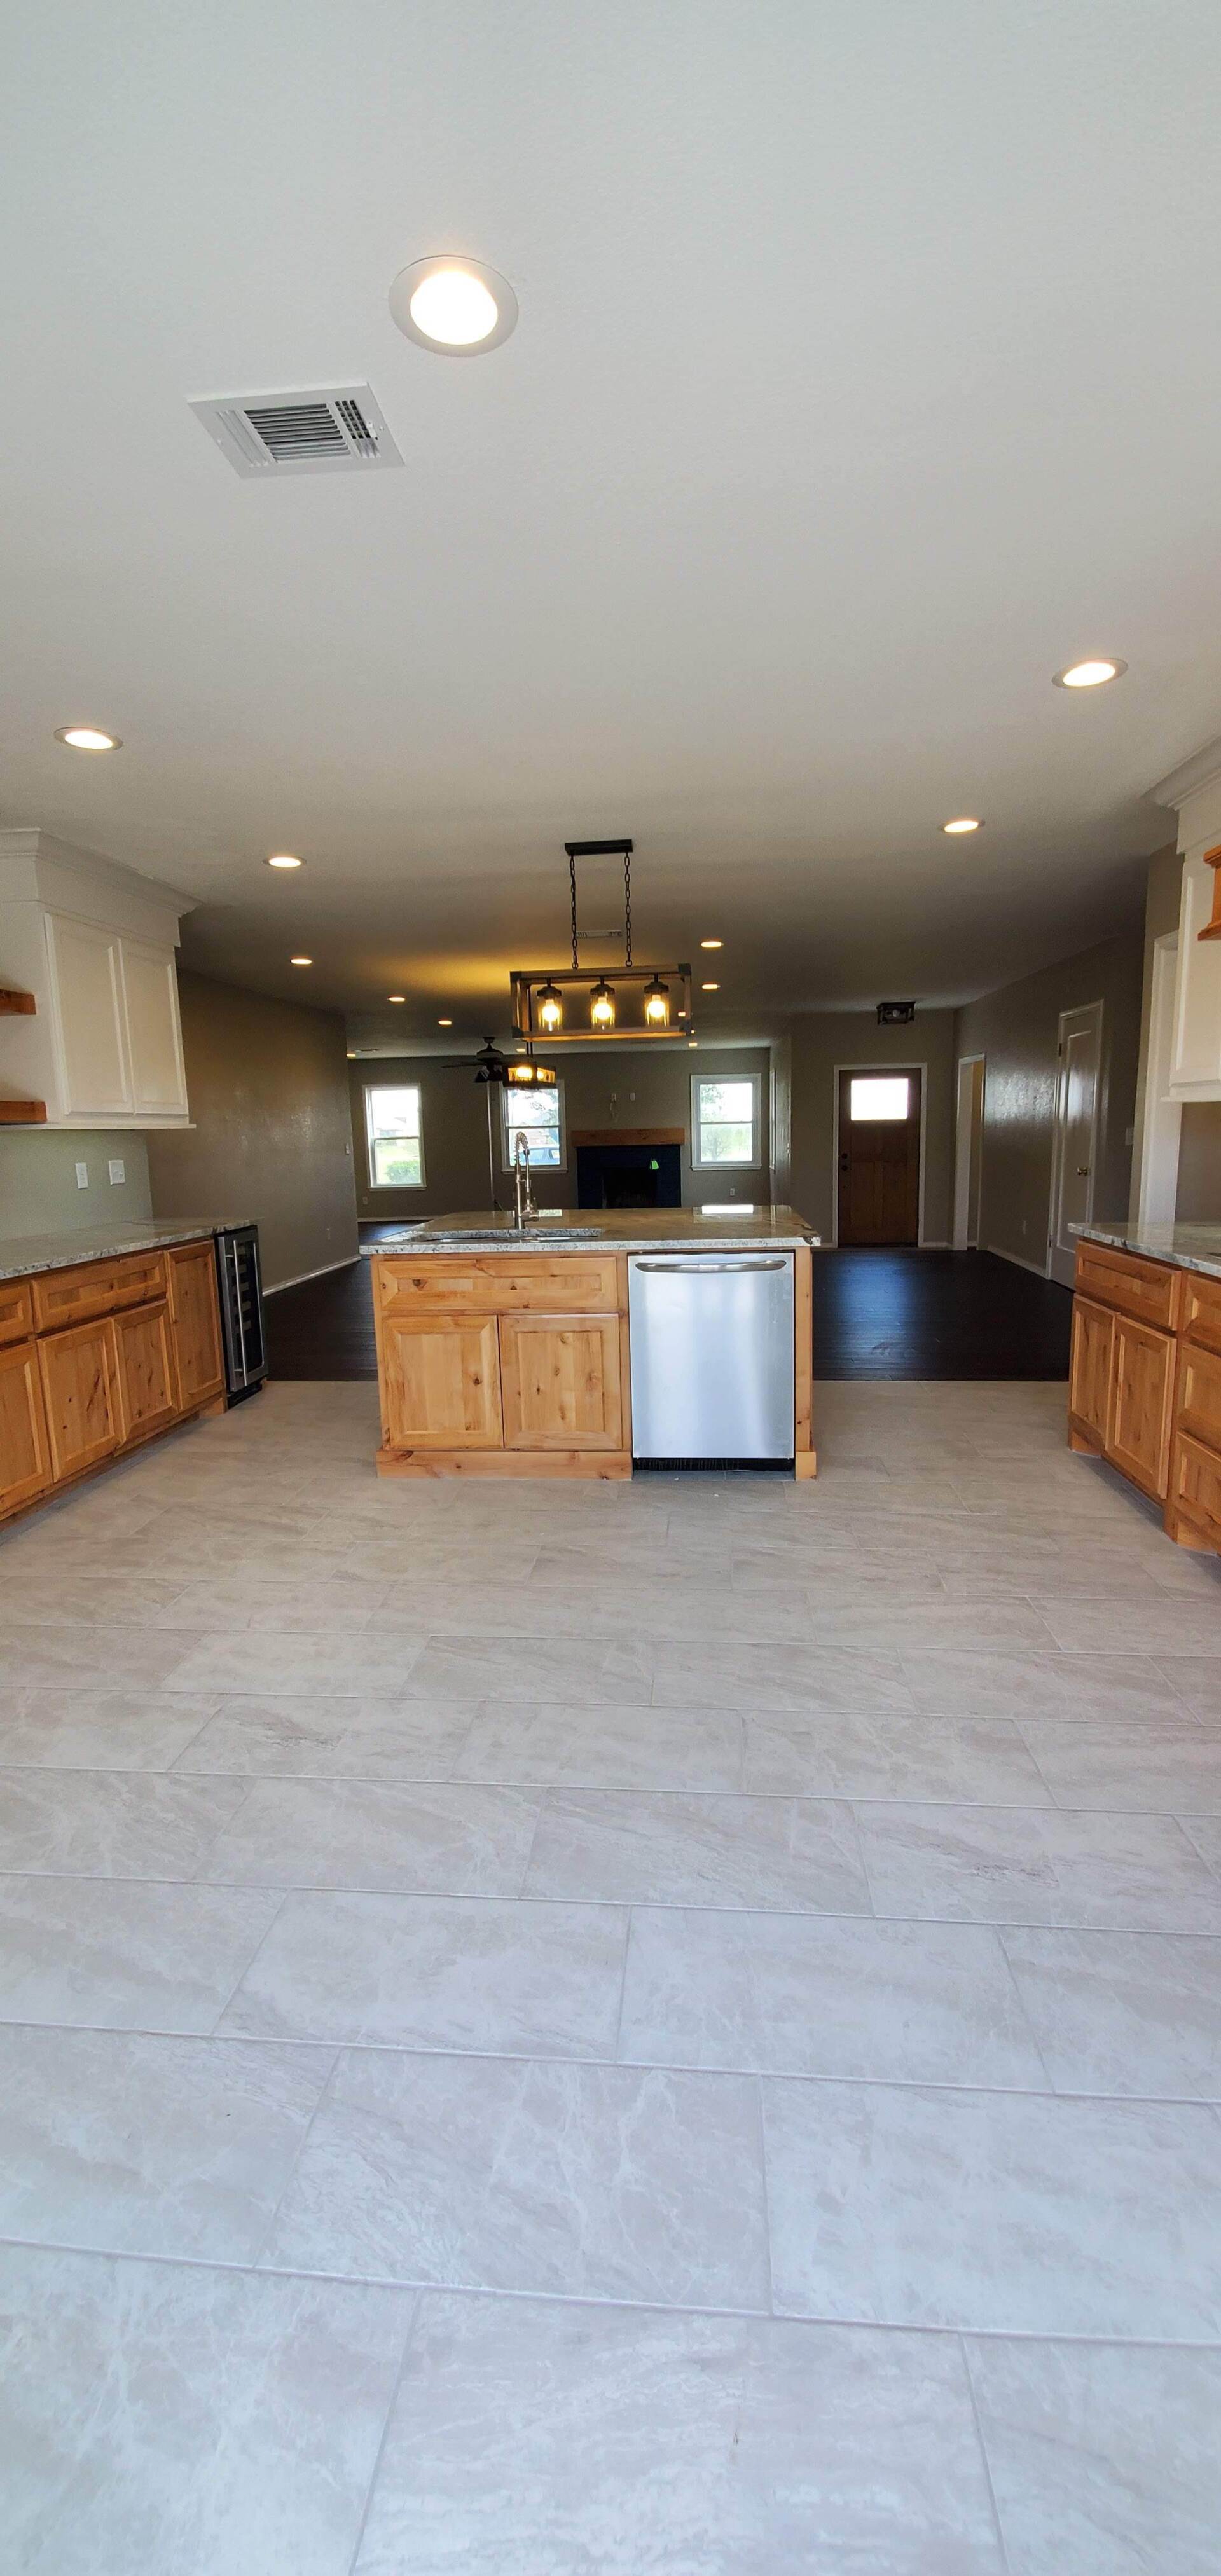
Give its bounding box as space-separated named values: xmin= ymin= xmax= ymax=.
xmin=954 ymin=927 xmax=1144 ymax=1269
xmin=787 ymin=1010 xmax=957 ymax=1243
xmin=349 ymin=1046 xmax=774 ymax=1222
xmin=147 ymin=972 xmax=359 ymax=1290
xmin=0 ymin=1129 xmax=152 ymax=1240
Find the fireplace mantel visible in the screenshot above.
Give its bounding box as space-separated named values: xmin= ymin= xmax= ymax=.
xmin=570 ymin=1127 xmax=685 ymax=1148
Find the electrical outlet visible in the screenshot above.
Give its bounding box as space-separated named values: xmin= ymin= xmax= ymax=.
xmin=107 ymin=1159 xmax=125 ymax=1185
xmin=75 ymin=1161 xmax=88 ymax=1190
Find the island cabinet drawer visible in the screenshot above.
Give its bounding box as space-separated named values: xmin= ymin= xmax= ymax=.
xmin=32 ymin=1250 xmax=169 ymax=1334
xmin=0 ymin=1281 xmax=34 ymax=1349
xmin=1182 ymin=1271 xmax=1221 ymax=1360
xmin=1074 ymin=1244 xmax=1182 ymax=1333
xmin=376 ymin=1254 xmax=621 ymax=1317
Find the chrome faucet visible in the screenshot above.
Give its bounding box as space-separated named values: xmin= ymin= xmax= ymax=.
xmin=513 ymin=1128 xmax=537 ymax=1229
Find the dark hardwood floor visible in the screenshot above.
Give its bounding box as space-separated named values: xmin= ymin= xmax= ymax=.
xmin=811 ymin=1247 xmax=1071 ymax=1379
xmin=265 ymin=1238 xmax=1071 ymax=1384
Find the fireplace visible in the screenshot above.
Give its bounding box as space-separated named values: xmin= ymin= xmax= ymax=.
xmin=572 ymin=1127 xmax=683 ymax=1211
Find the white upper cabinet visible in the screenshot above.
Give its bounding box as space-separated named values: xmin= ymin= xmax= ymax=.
xmin=44 ymin=912 xmax=133 ymax=1117
xmin=1153 ymin=743 xmax=1221 ymax=1102
xmin=0 ymin=830 xmax=193 ymax=1129
xmin=121 ymin=937 xmax=189 ymax=1117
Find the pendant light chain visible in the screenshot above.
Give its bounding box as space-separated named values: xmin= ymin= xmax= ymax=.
xmin=569 ymin=851 xmax=579 ymax=970
xmin=623 ymin=846 xmax=632 ymax=967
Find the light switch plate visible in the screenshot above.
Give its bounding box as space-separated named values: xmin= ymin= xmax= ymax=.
xmin=108 ymin=1159 xmax=125 ymax=1185
xmin=75 ymin=1162 xmax=88 ymax=1190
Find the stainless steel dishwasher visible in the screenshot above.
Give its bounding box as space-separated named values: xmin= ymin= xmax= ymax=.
xmin=628 ymin=1251 xmax=795 ymax=1464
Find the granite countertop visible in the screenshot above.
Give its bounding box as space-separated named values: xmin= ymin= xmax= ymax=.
xmin=365 ymin=1206 xmax=820 ymax=1255
xmin=0 ymin=1220 xmax=247 ymax=1284
xmin=1072 ymin=1220 xmax=1221 ymax=1282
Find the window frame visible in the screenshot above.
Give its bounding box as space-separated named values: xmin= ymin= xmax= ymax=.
xmin=690 ymin=1071 xmax=762 ymax=1171
xmin=500 ymin=1075 xmax=567 ymax=1174
xmin=364 ymin=1081 xmax=426 ymax=1191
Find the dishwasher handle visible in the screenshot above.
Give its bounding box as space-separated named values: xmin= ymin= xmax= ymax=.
xmin=633 ymin=1257 xmax=789 ymax=1274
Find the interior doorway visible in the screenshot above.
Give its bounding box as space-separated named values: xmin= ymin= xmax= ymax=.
xmin=836 ymin=1067 xmax=923 ymax=1245
xmin=953 ymin=1055 xmax=986 ymax=1249
xmin=1047 ymin=1000 xmax=1103 ymax=1288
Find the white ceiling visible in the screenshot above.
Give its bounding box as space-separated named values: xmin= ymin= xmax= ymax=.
xmin=3 ymin=1 xmax=1220 ymax=1049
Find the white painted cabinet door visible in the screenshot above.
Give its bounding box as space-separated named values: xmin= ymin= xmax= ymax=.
xmin=1169 ymin=848 xmax=1221 ymax=1093
xmin=121 ymin=937 xmax=188 ymax=1117
xmin=45 ymin=911 xmax=133 ymax=1117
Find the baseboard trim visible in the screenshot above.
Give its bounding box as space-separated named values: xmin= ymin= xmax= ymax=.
xmin=263 ymin=1254 xmax=359 ymax=1296
xmin=984 ymin=1240 xmax=1052 ymax=1280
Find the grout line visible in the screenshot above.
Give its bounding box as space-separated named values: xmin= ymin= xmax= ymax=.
xmin=959 ymin=2331 xmax=1014 ymax=2576
xmin=244 ymin=2043 xmax=343 ymax=2271
xmin=3 ymin=1861 xmax=1221 ymax=1934
xmin=205 ymin=1887 xmax=293 ymax=2036
xmin=755 ymin=2076 xmax=776 ymax=2319
xmin=0 ymin=2014 xmax=1218 ymax=2107
xmin=0 ymin=2229 xmax=1218 ymax=2350
xmin=610 ymin=1906 xmax=633 ymax=2065
xmin=342 ymin=2290 xmax=421 ymax=2576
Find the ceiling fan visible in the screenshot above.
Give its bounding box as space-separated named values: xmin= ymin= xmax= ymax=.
xmin=432 ymin=1034 xmax=516 ymax=1084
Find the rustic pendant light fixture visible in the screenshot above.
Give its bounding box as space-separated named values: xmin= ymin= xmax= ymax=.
xmin=510 ymin=841 xmax=693 ymax=1043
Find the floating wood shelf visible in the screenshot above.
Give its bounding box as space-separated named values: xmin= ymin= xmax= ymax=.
xmin=0 ymin=989 xmax=36 ymax=1015
xmin=0 ymin=1101 xmax=47 ymax=1124
xmin=571 ymin=1127 xmax=686 ymax=1148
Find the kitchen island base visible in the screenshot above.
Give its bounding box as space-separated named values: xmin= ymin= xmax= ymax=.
xmin=369 ymin=1218 xmax=817 ymax=1482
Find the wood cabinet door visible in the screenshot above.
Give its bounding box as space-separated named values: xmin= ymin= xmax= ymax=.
xmin=0 ymin=1339 xmax=52 ymax=1517
xmin=1107 ymin=1315 xmax=1175 ymax=1501
xmin=111 ymin=1300 xmax=179 ymax=1445
xmin=380 ymin=1313 xmax=503 ymax=1449
xmin=1068 ymin=1295 xmax=1113 ymax=1448
xmin=499 ymin=1312 xmax=624 ymax=1450
xmin=167 ymin=1242 xmax=224 ymax=1409
xmin=38 ymin=1316 xmax=122 ymax=1482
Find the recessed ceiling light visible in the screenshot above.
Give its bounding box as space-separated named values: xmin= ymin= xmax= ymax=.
xmin=290 ymin=955 xmax=312 ymax=967
xmin=1052 ymin=657 xmax=1128 ymax=689
xmin=266 ymin=852 xmax=303 ymax=870
xmin=438 ymin=1017 xmax=453 ymax=1026
xmin=701 ymin=981 xmax=720 ymax=991
xmin=387 ymin=994 xmax=406 ymax=1003
xmin=389 ymin=255 xmax=518 ymax=355
xmin=942 ymin=816 xmax=982 ymax=835
xmin=700 ymin=937 xmax=723 ymax=950
xmin=55 ymin=725 xmax=121 ymax=752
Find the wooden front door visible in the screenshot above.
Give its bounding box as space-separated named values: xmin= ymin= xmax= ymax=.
xmin=838 ymin=1068 xmax=922 ymax=1245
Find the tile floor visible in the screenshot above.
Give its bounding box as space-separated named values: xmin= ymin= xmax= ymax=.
xmin=0 ymin=1376 xmax=1220 ymax=2570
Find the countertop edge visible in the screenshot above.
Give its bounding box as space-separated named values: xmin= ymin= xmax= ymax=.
xmin=1071 ymin=1222 xmax=1221 ymax=1282
xmin=0 ymin=1220 xmax=249 ymax=1284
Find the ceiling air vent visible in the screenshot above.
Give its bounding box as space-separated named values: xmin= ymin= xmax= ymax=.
xmin=189 ymin=385 xmax=403 ymax=478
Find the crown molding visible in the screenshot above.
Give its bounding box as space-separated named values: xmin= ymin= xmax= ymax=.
xmin=1149 ymin=736 xmax=1221 ymax=811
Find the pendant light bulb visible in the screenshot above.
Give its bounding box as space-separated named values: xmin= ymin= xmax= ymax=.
xmin=590 ymin=978 xmax=616 ymax=1030
xmin=537 ymin=981 xmax=563 ymax=1033
xmin=643 ymin=974 xmax=670 ymax=1028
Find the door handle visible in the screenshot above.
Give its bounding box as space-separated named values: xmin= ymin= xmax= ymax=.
xmin=1075 ymin=1166 xmax=1090 ymax=1176
xmin=839 ymin=1154 xmax=849 ymax=1172
xmin=635 ymin=1258 xmax=788 ymax=1274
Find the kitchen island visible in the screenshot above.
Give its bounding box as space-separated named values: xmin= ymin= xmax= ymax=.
xmin=366 ymin=1207 xmax=818 ymax=1480
xmin=1068 ymin=1220 xmax=1221 ymax=1552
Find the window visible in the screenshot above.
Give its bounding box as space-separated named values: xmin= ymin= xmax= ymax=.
xmin=849 ymin=1076 xmax=911 ymax=1122
xmin=364 ymin=1084 xmax=424 ymax=1187
xmin=502 ymin=1079 xmax=565 ymax=1170
xmin=691 ymin=1075 xmax=760 ymax=1167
